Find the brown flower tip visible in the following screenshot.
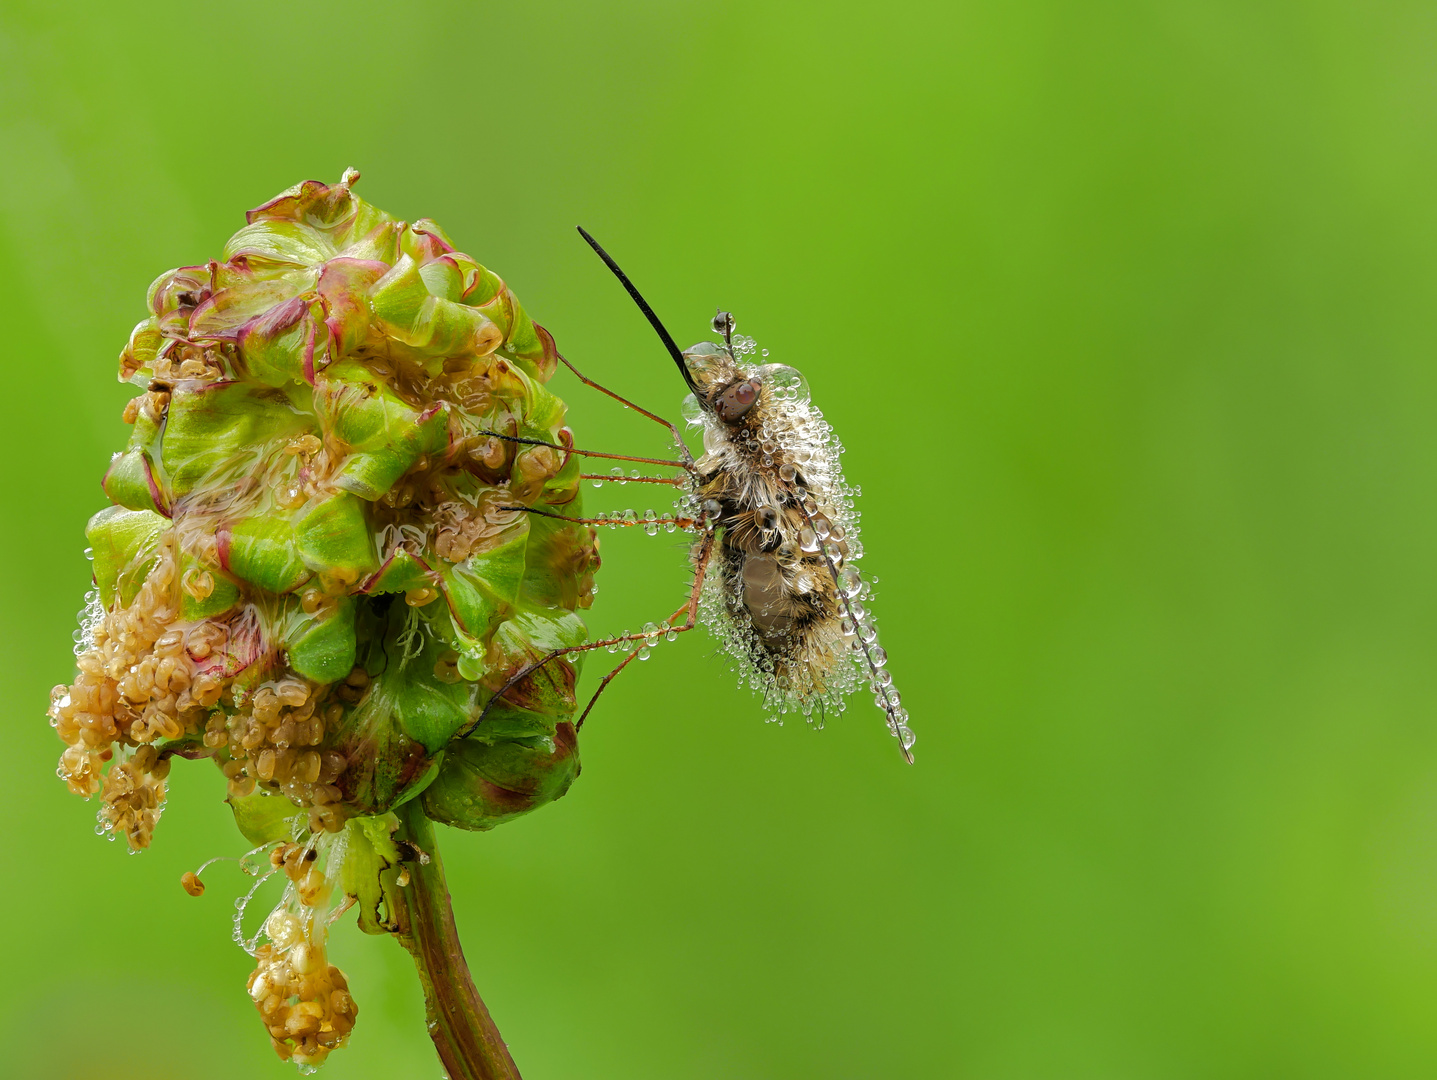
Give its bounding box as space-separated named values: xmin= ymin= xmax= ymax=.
xmin=181 ymin=870 xmax=205 ymax=897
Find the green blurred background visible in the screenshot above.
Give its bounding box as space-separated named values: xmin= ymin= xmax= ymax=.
xmin=3 ymin=1 xmax=1434 ymax=1076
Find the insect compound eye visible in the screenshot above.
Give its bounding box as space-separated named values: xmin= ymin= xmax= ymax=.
xmin=712 ymin=310 xmax=735 ymax=337
xmin=715 ymin=378 xmax=761 ymax=424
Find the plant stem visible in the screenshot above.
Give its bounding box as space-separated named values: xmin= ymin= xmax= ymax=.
xmin=394 ymin=802 xmax=523 ymax=1080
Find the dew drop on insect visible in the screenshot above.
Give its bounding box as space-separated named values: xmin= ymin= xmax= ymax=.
xmin=873 ymin=667 xmax=893 ymax=687
xmin=681 ymin=393 xmax=704 ymax=425
xmin=638 ymin=647 xmax=652 ymax=661
xmin=798 ymin=526 xmax=819 ymax=553
xmin=622 ymin=509 xmax=638 ymax=524
xmin=871 ymin=646 xmax=888 ymax=666
xmin=755 ymin=363 xmax=810 ymax=406
xmin=840 ymin=566 xmax=862 ymax=598
xmin=779 ymin=463 xmax=797 ymax=483
xmin=813 ymin=516 xmax=832 ymax=540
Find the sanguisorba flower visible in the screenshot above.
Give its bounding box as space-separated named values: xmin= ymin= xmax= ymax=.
xmin=48 ymin=170 xmax=598 ymax=1067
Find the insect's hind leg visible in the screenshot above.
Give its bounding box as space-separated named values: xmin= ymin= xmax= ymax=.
xmin=575 ymin=529 xmax=717 ymax=727
xmin=459 ymin=530 xmax=718 ymax=739
xmin=574 ymin=648 xmax=643 ymax=730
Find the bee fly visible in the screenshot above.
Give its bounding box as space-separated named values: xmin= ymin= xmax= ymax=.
xmin=473 ymin=229 xmax=914 ymax=762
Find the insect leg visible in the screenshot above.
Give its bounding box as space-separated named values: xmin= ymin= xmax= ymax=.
xmin=574 ymin=529 xmax=718 ymax=729
xmin=459 ymin=530 xmax=717 ymax=739
xmin=580 ymin=473 xmax=686 ymax=487
xmin=500 ymin=504 xmax=701 ymax=532
xmin=557 ymin=354 xmax=696 ymax=468
xmin=573 ymin=648 xmax=643 ymax=730
xmin=478 ymin=429 xmax=690 ymax=472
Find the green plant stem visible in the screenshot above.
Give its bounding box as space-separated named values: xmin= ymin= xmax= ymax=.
xmin=394 ymin=802 xmax=523 ymax=1080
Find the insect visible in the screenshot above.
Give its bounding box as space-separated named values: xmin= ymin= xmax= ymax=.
xmin=470 ymin=229 xmax=915 ymax=762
